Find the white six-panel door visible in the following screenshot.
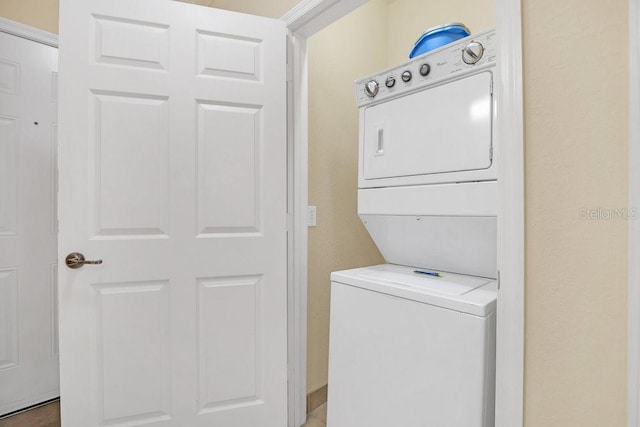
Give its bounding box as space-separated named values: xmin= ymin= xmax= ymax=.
xmin=0 ymin=31 xmax=59 ymax=416
xmin=57 ymin=1 xmax=287 ymax=425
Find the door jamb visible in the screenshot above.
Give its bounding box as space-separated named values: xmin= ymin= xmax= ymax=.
xmin=282 ymin=1 xmax=525 ymax=426
xmin=284 ymin=27 xmax=310 ymax=427
xmin=494 ymin=1 xmax=525 ymax=425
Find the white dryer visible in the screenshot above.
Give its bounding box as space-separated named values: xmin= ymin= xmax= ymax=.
xmin=327 ymin=28 xmax=498 ymax=427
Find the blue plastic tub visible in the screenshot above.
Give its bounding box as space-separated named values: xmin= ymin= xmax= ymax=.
xmin=409 ymin=23 xmax=471 ymax=58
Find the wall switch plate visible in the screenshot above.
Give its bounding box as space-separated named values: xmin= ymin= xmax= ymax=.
xmin=307 ymin=206 xmax=317 ymax=227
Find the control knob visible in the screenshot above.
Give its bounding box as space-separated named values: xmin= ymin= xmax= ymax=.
xmin=364 ymin=79 xmax=379 ymax=97
xmin=401 ymin=70 xmax=412 ymax=82
xmin=385 ymin=76 xmax=396 ymax=88
xmin=462 ymin=41 xmax=484 ymax=64
xmin=419 ymin=63 xmax=431 ymax=76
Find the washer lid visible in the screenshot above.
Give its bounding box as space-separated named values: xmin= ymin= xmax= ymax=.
xmin=331 ymin=264 xmax=497 ymax=317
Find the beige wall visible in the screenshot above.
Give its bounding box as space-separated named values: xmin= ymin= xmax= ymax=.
xmin=0 ymin=0 xmax=58 ymax=34
xmin=521 ymin=1 xmax=628 ymax=425
xmin=306 ymin=1 xmax=388 ymax=392
xmin=1 ymin=0 xmax=631 ymax=422
xmin=206 ymin=0 xmax=295 ymax=20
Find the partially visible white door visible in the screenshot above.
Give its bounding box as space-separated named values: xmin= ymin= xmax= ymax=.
xmin=0 ymin=31 xmax=59 ymax=415
xmin=58 ymin=0 xmax=287 ymax=426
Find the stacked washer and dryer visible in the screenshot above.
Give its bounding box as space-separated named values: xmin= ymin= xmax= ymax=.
xmin=326 ymin=28 xmax=498 ymax=426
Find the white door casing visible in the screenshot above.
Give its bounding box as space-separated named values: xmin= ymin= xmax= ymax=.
xmin=0 ymin=31 xmax=59 ymax=416
xmin=57 ymin=0 xmax=287 ymax=425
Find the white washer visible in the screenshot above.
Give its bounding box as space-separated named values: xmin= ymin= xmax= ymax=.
xmin=327 ymin=265 xmax=496 ymax=427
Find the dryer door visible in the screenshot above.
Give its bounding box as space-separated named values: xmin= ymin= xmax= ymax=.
xmin=362 ymin=71 xmax=493 ymax=181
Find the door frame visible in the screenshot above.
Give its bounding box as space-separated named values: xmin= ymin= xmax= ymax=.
xmin=629 ymin=0 xmax=640 ymax=425
xmin=281 ymin=1 xmax=525 ymax=426
xmin=0 ymin=17 xmax=58 ymax=48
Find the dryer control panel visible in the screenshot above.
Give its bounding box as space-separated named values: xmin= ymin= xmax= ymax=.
xmin=355 ymin=28 xmax=496 ymax=107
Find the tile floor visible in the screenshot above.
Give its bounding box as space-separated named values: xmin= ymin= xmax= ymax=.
xmin=0 ymin=400 xmax=60 ymax=427
xmin=0 ymin=400 xmax=326 ymax=427
xmin=303 ymin=403 xmax=327 ymax=427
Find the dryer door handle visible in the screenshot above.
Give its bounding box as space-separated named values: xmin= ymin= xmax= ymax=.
xmin=375 ymin=127 xmax=384 ymax=156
